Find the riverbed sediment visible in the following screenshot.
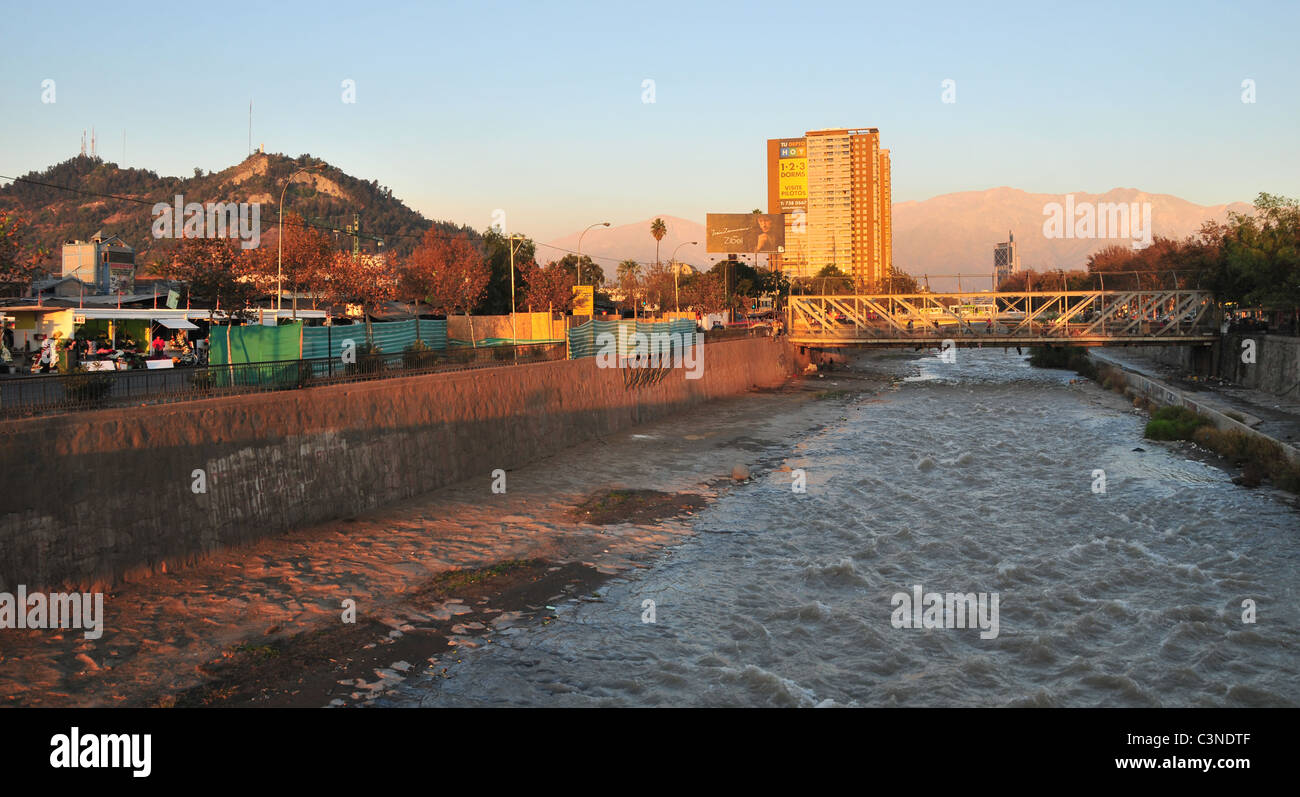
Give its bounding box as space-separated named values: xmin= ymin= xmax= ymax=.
xmin=0 ymin=362 xmax=884 ymax=707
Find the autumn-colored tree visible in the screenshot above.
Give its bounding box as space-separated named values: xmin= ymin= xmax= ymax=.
xmin=167 ymin=236 xmax=259 ymax=318
xmin=404 ymin=229 xmax=488 ymax=342
xmin=324 ymin=251 xmax=397 ymax=312
xmin=1084 ymin=237 xmax=1184 ymax=290
xmin=249 ymin=212 xmax=334 ymax=315
xmin=617 ymin=259 xmax=642 ymax=316
xmin=639 ymin=261 xmax=674 ymax=313
xmin=521 ymin=260 xmax=576 ymax=314
xmin=0 ymin=211 xmax=48 ymax=296
xmin=680 ymin=271 xmax=727 ymax=314
xmin=401 ymin=228 xmax=443 ymax=308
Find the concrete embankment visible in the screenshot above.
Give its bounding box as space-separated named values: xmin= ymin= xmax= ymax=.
xmin=1135 ymin=333 xmax=1300 ymax=397
xmin=0 ymin=337 xmax=802 ymax=592
xmin=1091 ymin=349 xmax=1300 ymax=467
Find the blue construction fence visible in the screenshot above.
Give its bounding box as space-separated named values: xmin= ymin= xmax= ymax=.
xmin=567 ymin=318 xmax=698 ymax=359
xmin=212 ymin=319 xmax=449 ymax=366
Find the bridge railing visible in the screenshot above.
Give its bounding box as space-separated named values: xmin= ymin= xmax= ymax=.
xmin=788 ymin=290 xmax=1219 ymax=342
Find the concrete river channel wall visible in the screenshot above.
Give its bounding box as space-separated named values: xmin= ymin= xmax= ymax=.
xmin=0 ymin=338 xmax=800 ymax=592
xmin=1137 ymin=333 xmax=1300 ymax=397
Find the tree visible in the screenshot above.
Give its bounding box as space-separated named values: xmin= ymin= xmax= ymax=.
xmin=250 ymin=212 xmax=334 ymax=316
xmin=713 ymin=258 xmax=761 ymax=297
xmin=1086 ymin=236 xmax=1183 ymax=290
xmin=549 ymin=253 xmax=604 ymax=291
xmin=481 ymin=229 xmax=536 ymax=315
xmin=405 ymin=229 xmax=488 ymax=343
xmin=757 ymin=269 xmax=791 ymax=306
xmin=883 ymin=267 xmax=919 ymax=294
xmin=650 ymin=218 xmax=667 ymax=269
xmin=401 ymin=227 xmax=445 ymax=308
xmin=805 ymin=265 xmax=854 ymax=295
xmin=639 ymin=261 xmax=674 ymax=313
xmin=323 ymin=251 xmax=397 ymax=318
xmin=167 ymin=236 xmax=259 ymax=318
xmin=521 ymin=260 xmax=575 ymax=314
xmin=0 ymin=211 xmax=46 ymax=296
xmin=617 ymin=259 xmax=642 ymax=316
xmin=998 ymin=268 xmax=1093 ymax=293
xmin=1186 ymin=220 xmax=1241 ymax=301
xmin=681 ymin=271 xmax=727 ymax=314
xmin=1222 ymin=193 xmax=1300 ymax=315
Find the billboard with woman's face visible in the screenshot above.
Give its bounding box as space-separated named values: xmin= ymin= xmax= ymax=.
xmin=706 ymin=213 xmax=786 ymax=253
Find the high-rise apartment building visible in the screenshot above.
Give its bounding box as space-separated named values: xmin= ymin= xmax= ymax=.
xmin=767 ymin=127 xmax=892 ymax=287
xmin=993 ymin=231 xmax=1020 ymax=289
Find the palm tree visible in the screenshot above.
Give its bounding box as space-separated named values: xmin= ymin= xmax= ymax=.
xmin=650 ymin=218 xmax=667 ymax=270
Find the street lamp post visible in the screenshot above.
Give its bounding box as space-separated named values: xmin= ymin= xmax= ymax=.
xmin=576 ymin=222 xmax=610 ymax=287
xmin=508 ymin=233 xmax=526 ymax=357
xmin=277 ymin=163 xmax=321 ymax=316
xmin=670 ymin=240 xmax=698 ymax=313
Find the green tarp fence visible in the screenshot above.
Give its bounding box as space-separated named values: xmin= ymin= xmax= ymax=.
xmin=210 ymin=319 xmax=451 ymax=367
xmin=300 ymin=320 xmax=448 ymax=361
xmin=567 ymin=319 xmax=697 ymax=359
xmin=210 ymin=323 xmax=304 ymax=366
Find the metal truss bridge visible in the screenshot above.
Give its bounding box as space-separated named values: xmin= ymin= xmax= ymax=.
xmin=787 ymin=290 xmax=1219 ymax=348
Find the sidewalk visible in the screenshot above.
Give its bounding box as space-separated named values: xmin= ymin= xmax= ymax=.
xmin=1093 ymin=347 xmax=1300 ymax=447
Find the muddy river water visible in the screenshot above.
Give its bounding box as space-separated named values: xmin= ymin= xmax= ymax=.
xmin=382 ymin=348 xmax=1300 ymax=707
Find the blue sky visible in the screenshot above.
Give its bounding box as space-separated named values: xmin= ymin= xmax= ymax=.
xmin=2 ymin=0 xmax=1296 ymax=242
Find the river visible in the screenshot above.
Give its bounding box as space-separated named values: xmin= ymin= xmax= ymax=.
xmin=380 ymin=347 xmax=1300 ymax=707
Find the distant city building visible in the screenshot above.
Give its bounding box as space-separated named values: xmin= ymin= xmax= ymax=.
xmin=62 ymin=230 xmax=135 ymax=295
xmin=767 ymin=128 xmax=893 ymax=287
xmin=993 ymin=231 xmax=1020 ymax=289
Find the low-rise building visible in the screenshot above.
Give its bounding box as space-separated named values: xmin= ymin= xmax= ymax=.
xmin=61 ymin=230 xmax=135 ymax=295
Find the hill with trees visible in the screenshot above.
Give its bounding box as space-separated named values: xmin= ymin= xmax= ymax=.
xmin=0 ymin=152 xmax=476 ymax=276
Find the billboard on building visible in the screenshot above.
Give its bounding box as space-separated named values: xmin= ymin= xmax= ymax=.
xmin=108 ymin=265 xmax=134 ymax=295
xmin=776 ymin=140 xmax=807 ymax=213
xmin=706 ymin=214 xmax=786 ymax=253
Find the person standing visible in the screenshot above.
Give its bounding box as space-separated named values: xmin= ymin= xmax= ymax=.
xmin=68 ymin=334 xmax=82 ymax=370
xmin=38 ymin=331 xmax=59 ymax=373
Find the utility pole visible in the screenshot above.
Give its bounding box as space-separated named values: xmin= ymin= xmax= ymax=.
xmin=346 ymin=213 xmax=361 ymax=261
xmin=508 ymin=234 xmax=526 ymax=360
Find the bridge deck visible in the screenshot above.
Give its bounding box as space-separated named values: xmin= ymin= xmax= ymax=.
xmin=787 ymin=290 xmax=1220 ymax=348
xmin=787 ymin=334 xmax=1219 ymax=348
